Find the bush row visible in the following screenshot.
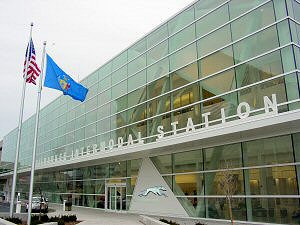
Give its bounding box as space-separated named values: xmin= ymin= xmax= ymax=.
xmin=4 ymin=214 xmax=77 ymax=225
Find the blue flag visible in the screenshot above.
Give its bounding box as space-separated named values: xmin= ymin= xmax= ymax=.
xmin=44 ymin=54 xmax=88 ymax=102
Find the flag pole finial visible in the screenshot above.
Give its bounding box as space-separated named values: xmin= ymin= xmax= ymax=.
xmin=43 ymin=41 xmax=47 ymax=45
xmin=30 ymin=22 xmax=33 ymax=26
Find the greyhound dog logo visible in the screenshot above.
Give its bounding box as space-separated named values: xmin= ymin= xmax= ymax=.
xmin=138 ymin=186 xmax=167 ymax=197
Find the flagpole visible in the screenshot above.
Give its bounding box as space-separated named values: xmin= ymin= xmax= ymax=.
xmin=9 ymin=22 xmax=34 ymax=218
xmin=27 ymin=41 xmax=46 ymax=225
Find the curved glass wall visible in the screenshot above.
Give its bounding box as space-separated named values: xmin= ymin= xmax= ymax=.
xmin=3 ymin=0 xmax=300 ymax=169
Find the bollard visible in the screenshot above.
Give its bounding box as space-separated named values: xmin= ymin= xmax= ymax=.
xmin=63 ymin=200 xmax=66 ymax=211
xmin=16 ymin=200 xmax=21 ymax=213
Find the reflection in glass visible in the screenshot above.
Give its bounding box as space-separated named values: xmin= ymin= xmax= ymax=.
xmin=243 ymin=135 xmax=294 ymax=167
xmin=248 ymin=166 xmax=297 ymax=195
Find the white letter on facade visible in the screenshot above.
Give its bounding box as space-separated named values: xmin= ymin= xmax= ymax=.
xmin=86 ymin=146 xmax=91 ymax=155
xmin=127 ymin=134 xmax=134 ymax=146
xmin=63 ymin=152 xmax=67 ymax=160
xmin=202 ymin=112 xmax=211 ymax=128
xmin=118 ymin=137 xmax=124 ymax=148
xmin=186 ymin=117 xmax=195 ymax=132
xmin=138 ymin=132 xmax=144 ymax=144
xmin=221 ymin=108 xmax=226 ymax=123
xmin=108 ymin=139 xmax=114 ymax=150
xmin=157 ymin=125 xmax=164 ymax=139
xmin=264 ymin=94 xmax=278 ymax=114
xmin=92 ymin=144 xmax=98 ymax=153
xmin=100 ymin=141 xmax=106 ymax=151
xmin=171 ymin=121 xmax=179 ymax=135
xmin=237 ymin=102 xmax=251 ymax=119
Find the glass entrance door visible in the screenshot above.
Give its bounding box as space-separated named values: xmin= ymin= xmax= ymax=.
xmin=106 ymin=184 xmax=126 ymax=211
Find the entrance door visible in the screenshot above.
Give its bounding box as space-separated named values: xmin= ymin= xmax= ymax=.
xmin=106 ymin=184 xmax=126 ymax=211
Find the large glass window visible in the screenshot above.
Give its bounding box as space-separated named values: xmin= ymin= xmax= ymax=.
xmin=172 ymin=83 xmax=200 ymax=129
xmin=235 ymin=49 xmax=283 ymax=88
xmin=174 ymin=149 xmax=203 ymax=173
xmin=111 ymin=95 xmax=127 ymax=114
xmin=206 ymin=197 xmax=246 ymax=221
xmin=151 ymin=154 xmax=172 ymax=174
xmin=243 ymin=135 xmax=295 ymax=167
xmin=112 ymin=65 xmax=127 ymax=86
xmin=196 ymin=3 xmax=229 ymax=38
xmin=128 ymin=38 xmax=146 ymax=61
xmin=109 ymin=161 xmax=126 ymax=178
xmin=230 ymin=2 xmax=275 ymax=41
xmin=147 ymin=76 xmax=170 ymax=99
xmin=199 ymin=46 xmax=234 ymax=78
xmin=287 ymin=0 xmax=300 ymax=21
xmin=201 ymin=92 xmax=238 ymax=125
xmin=229 ymin=0 xmax=267 ymax=19
xmin=247 ymin=166 xmax=298 ymax=195
xmin=128 ymin=70 xmax=146 ymax=92
xmin=128 ymin=54 xmax=146 ymax=76
xmin=170 ymin=44 xmax=197 ymax=72
xmin=127 ymin=87 xmax=147 ymax=108
xmin=168 ymin=6 xmax=194 ymax=36
xmin=169 ymin=24 xmax=196 ymax=53
xmin=172 ymin=62 xmax=199 ymax=89
xmin=95 ymin=164 xmax=108 ymax=179
xmin=147 ymin=58 xmax=169 ymax=83
xmin=147 ymin=40 xmax=168 ymax=65
xmin=126 ymin=159 xmax=141 ymax=177
xmin=147 ymin=24 xmax=168 ymax=49
xmin=250 ymin=198 xmax=300 ymax=224
xmin=112 ymin=51 xmax=127 ymax=71
xmin=174 ymin=173 xmax=204 ymax=196
xmin=204 ymin=143 xmax=242 ymax=170
xmin=197 ymin=25 xmax=231 ymax=58
xmin=233 ymin=25 xmax=279 ymax=64
xmin=205 ymin=170 xmax=245 ymax=196
xmin=194 ymin=0 xmax=227 ymax=19
xmin=112 ymin=81 xmax=127 ymax=99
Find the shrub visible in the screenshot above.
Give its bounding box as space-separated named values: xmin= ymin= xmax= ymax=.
xmin=61 ymin=215 xmax=70 ymax=222
xmin=30 ymin=215 xmax=42 ymax=225
xmin=5 ymin=217 xmax=22 ymax=224
xmin=159 ymin=219 xmax=180 ymax=225
xmin=40 ymin=214 xmax=49 ymax=222
xmin=69 ymin=214 xmax=77 ymax=222
xmin=49 ymin=216 xmax=60 ymax=222
xmin=58 ymin=218 xmax=64 ymax=225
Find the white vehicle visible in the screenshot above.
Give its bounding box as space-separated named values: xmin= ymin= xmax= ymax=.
xmin=26 ymin=196 xmax=48 ymax=213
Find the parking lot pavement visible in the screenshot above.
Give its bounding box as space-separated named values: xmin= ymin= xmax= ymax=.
xmin=48 ymin=203 xmax=142 ymax=225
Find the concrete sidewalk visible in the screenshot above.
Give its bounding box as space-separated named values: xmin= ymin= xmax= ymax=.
xmin=48 ymin=204 xmax=142 ymax=225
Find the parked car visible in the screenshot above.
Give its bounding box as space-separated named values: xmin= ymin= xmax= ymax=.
xmin=26 ymin=196 xmax=48 ymax=213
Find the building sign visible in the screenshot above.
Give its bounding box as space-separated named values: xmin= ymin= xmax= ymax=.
xmin=37 ymin=94 xmax=278 ymax=166
xmin=138 ymin=186 xmax=168 ymax=197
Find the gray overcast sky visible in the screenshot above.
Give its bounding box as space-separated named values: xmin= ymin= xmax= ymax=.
xmin=0 ymin=0 xmax=194 ymax=140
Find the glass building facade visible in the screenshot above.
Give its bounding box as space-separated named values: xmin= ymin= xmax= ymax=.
xmin=1 ymin=0 xmax=300 ymax=224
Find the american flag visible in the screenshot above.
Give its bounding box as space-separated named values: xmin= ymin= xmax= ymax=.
xmin=23 ymin=38 xmax=41 ymax=85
